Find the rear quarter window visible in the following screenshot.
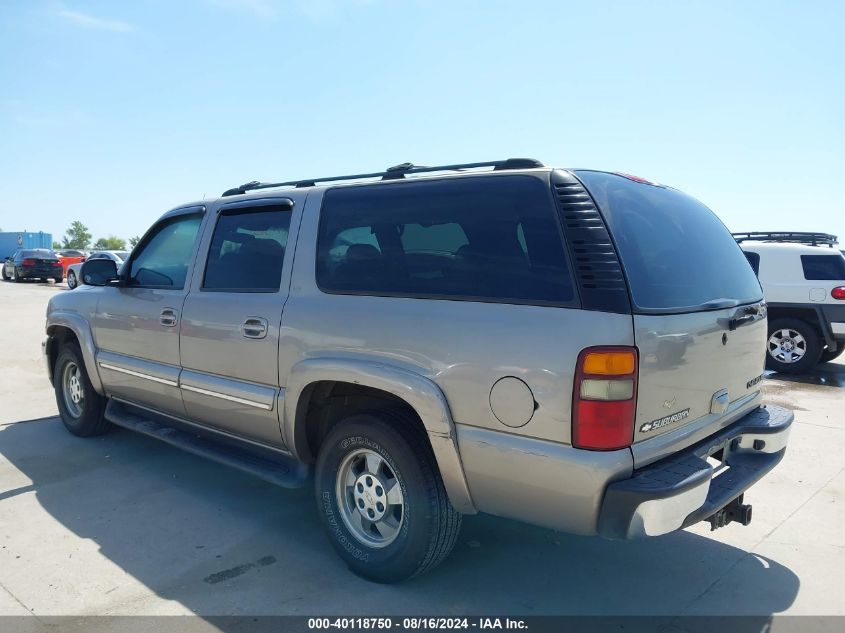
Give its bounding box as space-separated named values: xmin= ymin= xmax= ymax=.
xmin=801 ymin=254 xmax=845 ymax=280
xmin=575 ymin=171 xmax=763 ymax=312
xmin=316 ymin=176 xmax=576 ymax=306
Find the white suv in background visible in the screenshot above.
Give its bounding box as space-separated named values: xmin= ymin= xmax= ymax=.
xmin=735 ymin=232 xmax=845 ymax=373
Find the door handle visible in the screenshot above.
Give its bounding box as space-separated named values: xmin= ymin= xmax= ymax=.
xmin=160 ymin=308 xmax=179 ymax=327
xmin=242 ymin=317 xmax=268 ymax=339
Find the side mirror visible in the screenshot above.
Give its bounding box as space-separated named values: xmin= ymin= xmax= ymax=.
xmin=80 ymin=258 xmax=119 ymax=286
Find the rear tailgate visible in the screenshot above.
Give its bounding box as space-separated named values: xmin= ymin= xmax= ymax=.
xmin=632 ymin=306 xmax=766 ymax=463
xmin=575 ymin=171 xmax=767 ymax=467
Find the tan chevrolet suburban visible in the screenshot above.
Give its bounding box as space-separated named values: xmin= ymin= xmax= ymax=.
xmin=43 ymin=159 xmax=792 ymax=582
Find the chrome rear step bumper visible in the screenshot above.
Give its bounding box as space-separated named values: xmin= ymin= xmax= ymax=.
xmin=598 ymin=404 xmax=793 ymax=539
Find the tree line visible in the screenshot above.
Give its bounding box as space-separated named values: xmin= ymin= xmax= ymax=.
xmin=53 ymin=221 xmax=140 ymax=252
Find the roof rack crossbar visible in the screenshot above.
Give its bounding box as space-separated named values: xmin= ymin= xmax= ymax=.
xmin=731 ymin=232 xmax=839 ymax=247
xmin=221 ymin=158 xmax=544 ymax=197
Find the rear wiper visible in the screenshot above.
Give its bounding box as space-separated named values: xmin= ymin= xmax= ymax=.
xmin=700 ymin=298 xmax=741 ymax=310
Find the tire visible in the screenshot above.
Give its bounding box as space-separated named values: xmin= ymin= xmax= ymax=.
xmin=820 ymin=347 xmax=844 ymax=364
xmin=315 ymin=410 xmax=461 ymax=583
xmin=766 ymin=318 xmax=822 ymax=374
xmin=53 ymin=344 xmax=109 ymax=437
xmin=11 ymin=268 xmax=21 ymax=283
xmin=67 ymin=270 xmax=77 ymax=289
xmin=1 ymin=268 xmax=8 ymax=281
xmin=53 ymin=277 xmax=63 ymax=284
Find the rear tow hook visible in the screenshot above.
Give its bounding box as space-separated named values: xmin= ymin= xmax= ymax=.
xmin=707 ymin=494 xmax=753 ymax=531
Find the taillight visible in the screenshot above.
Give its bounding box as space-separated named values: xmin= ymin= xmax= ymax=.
xmin=21 ymin=258 xmax=36 ymax=266
xmin=52 ymin=261 xmax=62 ymax=267
xmin=832 ymin=287 xmax=845 ymax=300
xmin=572 ymin=346 xmax=638 ymax=450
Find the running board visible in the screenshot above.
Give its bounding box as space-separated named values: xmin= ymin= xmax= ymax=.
xmin=105 ymin=400 xmax=309 ymax=488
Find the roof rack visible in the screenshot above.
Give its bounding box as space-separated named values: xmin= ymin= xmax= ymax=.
xmin=221 ymin=158 xmax=545 ymax=197
xmin=731 ymin=232 xmax=839 ymax=247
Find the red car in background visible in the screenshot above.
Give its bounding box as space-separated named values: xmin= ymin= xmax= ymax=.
xmin=56 ymin=250 xmax=86 ymax=278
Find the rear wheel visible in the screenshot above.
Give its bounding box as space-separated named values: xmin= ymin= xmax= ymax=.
xmin=820 ymin=347 xmax=844 ymax=364
xmin=67 ymin=270 xmax=78 ymax=289
xmin=315 ymin=410 xmax=461 ymax=583
xmin=12 ymin=268 xmax=22 ymax=283
xmin=53 ymin=276 xmax=63 ymax=284
xmin=54 ymin=344 xmax=109 ymax=436
xmin=766 ymin=318 xmax=822 ymax=374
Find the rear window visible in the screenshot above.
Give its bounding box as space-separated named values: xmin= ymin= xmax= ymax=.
xmin=316 ymin=176 xmax=575 ymax=305
xmin=576 ymin=171 xmax=762 ymax=312
xmin=22 ymin=249 xmax=57 ymax=259
xmin=801 ymin=254 xmax=845 ymax=280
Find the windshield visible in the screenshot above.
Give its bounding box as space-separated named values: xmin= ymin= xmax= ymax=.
xmin=576 ymin=171 xmax=763 ymax=312
xmin=115 ymin=252 xmax=130 ymax=261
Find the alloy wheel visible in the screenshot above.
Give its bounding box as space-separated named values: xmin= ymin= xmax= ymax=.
xmin=768 ymin=328 xmax=807 ymax=364
xmin=335 ymin=448 xmax=404 ymax=548
xmin=62 ymin=361 xmax=85 ymax=418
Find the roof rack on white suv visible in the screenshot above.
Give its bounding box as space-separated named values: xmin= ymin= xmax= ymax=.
xmin=732 ymin=231 xmax=838 ymax=247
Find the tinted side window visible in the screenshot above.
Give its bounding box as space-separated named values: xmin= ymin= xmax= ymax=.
xmin=801 ymin=254 xmax=845 ymax=280
xmin=316 ymin=176 xmax=575 ymax=305
xmin=744 ymin=251 xmax=760 ymax=275
xmin=129 ymin=214 xmax=202 ymax=289
xmin=203 ymin=206 xmax=292 ymax=292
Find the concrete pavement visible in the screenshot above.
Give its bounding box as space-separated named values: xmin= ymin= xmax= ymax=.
xmin=1 ymin=281 xmax=843 ymax=621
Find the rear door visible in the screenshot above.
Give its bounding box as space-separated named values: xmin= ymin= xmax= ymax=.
xmin=575 ymin=171 xmax=767 ymax=467
xmin=179 ymin=196 xmax=301 ymax=447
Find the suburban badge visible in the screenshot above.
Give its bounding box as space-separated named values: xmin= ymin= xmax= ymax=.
xmin=640 ymin=408 xmax=691 ymax=433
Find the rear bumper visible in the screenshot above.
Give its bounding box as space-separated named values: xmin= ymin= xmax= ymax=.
xmin=19 ymin=268 xmax=61 ymax=278
xmin=597 ymin=404 xmax=793 ymax=539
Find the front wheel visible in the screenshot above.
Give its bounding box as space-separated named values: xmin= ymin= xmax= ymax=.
xmin=766 ymin=318 xmax=822 ymax=374
xmin=54 ymin=344 xmax=109 ymax=436
xmin=315 ymin=410 xmax=461 ymax=583
xmin=67 ymin=270 xmax=77 ymax=289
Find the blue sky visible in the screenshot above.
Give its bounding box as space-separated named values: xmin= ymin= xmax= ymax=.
xmin=1 ymin=0 xmax=843 ymax=245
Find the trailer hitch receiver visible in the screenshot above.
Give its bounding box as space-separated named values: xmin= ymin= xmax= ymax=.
xmin=707 ymin=494 xmax=753 ymax=531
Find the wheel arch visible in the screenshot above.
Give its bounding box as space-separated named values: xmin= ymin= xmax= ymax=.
xmin=284 ymin=357 xmax=476 ymax=514
xmin=46 ymin=312 xmax=104 ymax=394
xmin=766 ymin=304 xmax=834 ymax=349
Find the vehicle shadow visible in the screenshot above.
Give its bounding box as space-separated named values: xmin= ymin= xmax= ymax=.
xmin=0 ymin=418 xmax=799 ymax=624
xmin=765 ymin=362 xmax=845 ymax=388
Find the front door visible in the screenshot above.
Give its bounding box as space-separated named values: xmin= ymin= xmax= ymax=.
xmin=93 ymin=208 xmax=205 ymax=417
xmin=179 ymin=196 xmax=300 ymax=447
